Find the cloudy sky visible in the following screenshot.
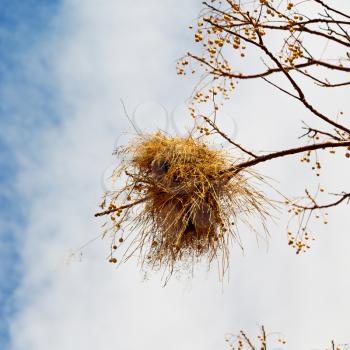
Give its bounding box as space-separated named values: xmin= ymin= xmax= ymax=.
xmin=0 ymin=1 xmax=350 ymax=349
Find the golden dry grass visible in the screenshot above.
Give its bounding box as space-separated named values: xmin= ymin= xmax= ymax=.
xmin=97 ymin=132 xmax=272 ymax=280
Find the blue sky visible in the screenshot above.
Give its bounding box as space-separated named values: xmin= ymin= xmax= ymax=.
xmin=0 ymin=0 xmax=61 ymax=345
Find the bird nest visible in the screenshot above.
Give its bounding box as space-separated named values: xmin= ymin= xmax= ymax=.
xmin=96 ymin=132 xmax=271 ymax=280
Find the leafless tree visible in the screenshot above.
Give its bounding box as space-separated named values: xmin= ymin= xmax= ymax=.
xmin=92 ymin=1 xmax=350 ymax=346
xmin=224 ymin=326 xmax=348 ymax=350
xmin=177 ymin=0 xmax=350 ymax=253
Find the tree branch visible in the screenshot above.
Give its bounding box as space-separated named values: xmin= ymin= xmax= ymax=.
xmin=95 ymin=197 xmax=149 ymax=217
xmin=227 ymin=140 xmax=350 ymax=173
xmin=295 ymin=192 xmax=350 ymax=210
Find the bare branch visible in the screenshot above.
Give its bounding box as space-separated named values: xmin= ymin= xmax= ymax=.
xmin=202 ymin=115 xmax=258 ymax=158
xmin=295 ymin=192 xmax=350 ymax=210
xmin=95 ymin=197 xmax=149 ymax=217
xmin=229 ymin=140 xmax=350 ymax=173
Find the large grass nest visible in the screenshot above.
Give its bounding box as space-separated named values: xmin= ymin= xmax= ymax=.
xmin=97 ymin=132 xmax=272 ymax=280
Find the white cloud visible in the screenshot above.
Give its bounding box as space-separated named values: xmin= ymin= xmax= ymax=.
xmin=7 ymin=1 xmax=350 ymax=349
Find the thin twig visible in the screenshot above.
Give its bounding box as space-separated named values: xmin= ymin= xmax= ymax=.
xmin=95 ymin=197 xmax=149 ymax=217
xmin=202 ymin=115 xmax=258 ymax=158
